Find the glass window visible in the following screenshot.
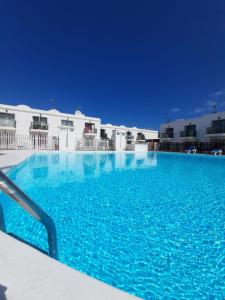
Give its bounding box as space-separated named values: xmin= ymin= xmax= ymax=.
xmin=212 ymin=119 xmax=225 ymax=128
xmin=85 ymin=122 xmax=94 ymax=129
xmin=186 ymin=125 xmax=196 ymax=133
xmin=33 ymin=116 xmax=47 ymax=123
xmin=0 ymin=112 xmax=15 ymax=120
xmin=61 ymin=120 xmax=73 ymax=127
xmin=137 ymin=132 xmax=146 ymax=140
xmin=166 ymin=128 xmax=173 ymax=135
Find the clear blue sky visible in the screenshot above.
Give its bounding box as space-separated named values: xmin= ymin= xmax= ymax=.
xmin=0 ymin=0 xmax=225 ymax=129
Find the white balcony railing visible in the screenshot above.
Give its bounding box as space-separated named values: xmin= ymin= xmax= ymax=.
xmin=0 ymin=132 xmax=111 ymax=151
xmin=0 ymin=133 xmax=58 ymax=150
xmin=30 ymin=122 xmax=48 ymax=131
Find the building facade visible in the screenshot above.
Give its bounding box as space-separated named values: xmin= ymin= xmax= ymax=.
xmin=0 ymin=104 xmax=158 ymax=151
xmin=160 ymin=111 xmax=225 ymax=150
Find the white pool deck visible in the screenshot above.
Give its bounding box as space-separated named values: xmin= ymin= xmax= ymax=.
xmin=0 ymin=150 xmax=33 ymax=171
xmin=0 ymin=151 xmax=140 ymax=300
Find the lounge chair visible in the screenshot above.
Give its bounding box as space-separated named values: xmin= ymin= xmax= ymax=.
xmin=211 ymin=149 xmax=222 ymax=156
xmin=185 ymin=146 xmax=197 ymax=154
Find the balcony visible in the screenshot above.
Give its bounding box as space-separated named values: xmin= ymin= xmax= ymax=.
xmin=180 ymin=130 xmax=196 ymax=138
xmin=0 ymin=119 xmax=16 ymax=130
xmin=206 ymin=127 xmax=225 ymax=135
xmin=83 ymin=127 xmax=97 ymax=136
xmin=30 ymin=122 xmax=48 ymax=132
xmin=160 ymin=132 xmax=173 ymax=139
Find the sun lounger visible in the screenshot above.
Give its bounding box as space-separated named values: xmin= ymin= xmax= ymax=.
xmin=185 ymin=146 xmax=197 ymax=154
xmin=211 ymin=149 xmax=222 ymax=156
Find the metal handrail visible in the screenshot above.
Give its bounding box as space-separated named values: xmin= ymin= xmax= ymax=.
xmin=0 ymin=170 xmax=58 ymax=259
xmin=0 ymin=203 xmax=6 ymax=232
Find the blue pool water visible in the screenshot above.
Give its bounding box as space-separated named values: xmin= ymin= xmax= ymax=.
xmin=0 ymin=152 xmax=225 ymax=299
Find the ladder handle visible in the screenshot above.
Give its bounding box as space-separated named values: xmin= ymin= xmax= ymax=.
xmin=0 ymin=170 xmax=58 ymax=259
xmin=0 ymin=203 xmax=6 ymax=232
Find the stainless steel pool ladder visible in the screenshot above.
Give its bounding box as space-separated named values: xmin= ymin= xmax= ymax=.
xmin=0 ymin=170 xmax=58 ymax=259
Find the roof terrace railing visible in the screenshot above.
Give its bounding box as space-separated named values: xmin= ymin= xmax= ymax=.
xmin=0 ymin=170 xmax=58 ymax=259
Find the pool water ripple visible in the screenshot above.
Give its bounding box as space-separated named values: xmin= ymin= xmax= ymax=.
xmin=0 ymin=152 xmax=225 ymax=299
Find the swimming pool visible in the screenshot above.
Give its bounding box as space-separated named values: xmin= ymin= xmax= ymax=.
xmin=0 ymin=152 xmax=225 ymax=299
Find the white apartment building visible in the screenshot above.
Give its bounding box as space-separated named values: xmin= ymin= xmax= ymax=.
xmin=101 ymin=123 xmax=158 ymax=151
xmin=160 ymin=111 xmax=225 ymax=144
xmin=0 ymin=104 xmax=158 ymax=151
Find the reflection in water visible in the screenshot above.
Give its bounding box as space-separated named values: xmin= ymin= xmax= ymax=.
xmin=25 ymin=152 xmax=157 ymax=185
xmin=30 ymin=154 xmax=49 ymax=166
xmin=29 ymin=155 xmax=49 ymax=178
xmin=51 ymin=154 xmax=60 ymax=165
xmin=32 ymin=167 xmax=49 ymax=178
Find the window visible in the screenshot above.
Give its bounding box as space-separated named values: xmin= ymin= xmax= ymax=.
xmin=0 ymin=112 xmax=15 ymax=120
xmin=165 ymin=127 xmax=173 ymax=138
xmin=84 ymin=122 xmax=97 ymax=134
xmin=137 ymin=132 xmax=145 ymax=140
xmin=100 ymin=129 xmax=107 ymax=139
xmin=61 ymin=120 xmax=73 ymax=127
xmin=0 ymin=112 xmax=16 ymax=127
xmin=33 ymin=116 xmax=47 ymax=123
xmin=31 ymin=116 xmax=48 ymax=130
xmin=185 ymin=125 xmax=196 ymax=136
xmin=166 ymin=128 xmax=173 ymax=135
xmin=212 ymin=119 xmax=225 ymax=128
xmin=85 ymin=122 xmax=95 ymax=129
